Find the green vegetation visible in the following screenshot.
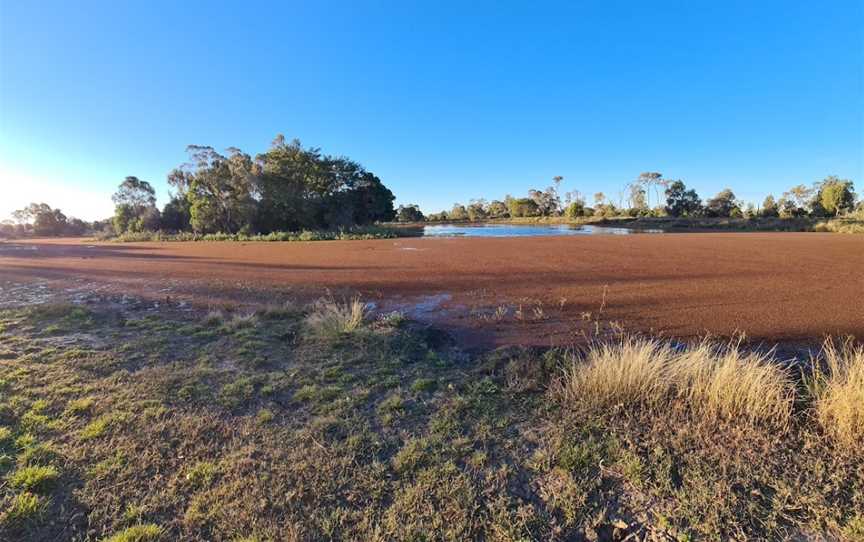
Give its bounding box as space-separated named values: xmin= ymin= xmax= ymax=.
xmin=109 ymin=225 xmax=415 ymax=243
xmin=418 ymin=173 xmax=862 ymax=233
xmin=0 ymin=302 xmax=861 ymax=540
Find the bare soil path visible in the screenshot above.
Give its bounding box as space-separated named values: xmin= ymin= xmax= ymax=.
xmin=1 ymin=234 xmax=862 ymax=347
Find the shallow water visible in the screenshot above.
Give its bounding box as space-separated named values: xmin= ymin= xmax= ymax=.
xmin=421 ymin=223 xmax=663 ymax=237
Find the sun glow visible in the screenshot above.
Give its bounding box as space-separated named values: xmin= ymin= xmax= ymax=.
xmin=0 ymin=166 xmax=114 ymax=222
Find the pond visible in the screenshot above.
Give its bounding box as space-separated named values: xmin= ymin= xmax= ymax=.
xmin=421 ymin=223 xmax=663 ymax=237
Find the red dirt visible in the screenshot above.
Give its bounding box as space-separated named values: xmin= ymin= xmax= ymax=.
xmin=1 ymin=234 xmax=862 ymax=348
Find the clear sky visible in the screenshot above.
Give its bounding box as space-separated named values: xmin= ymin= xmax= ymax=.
xmin=1 ymin=0 xmax=862 ymax=220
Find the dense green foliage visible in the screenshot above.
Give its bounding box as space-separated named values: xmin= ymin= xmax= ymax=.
xmin=107 ymin=135 xmax=396 ymax=236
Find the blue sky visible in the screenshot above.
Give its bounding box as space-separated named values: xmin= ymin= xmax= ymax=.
xmin=1 ymin=0 xmax=862 ymax=220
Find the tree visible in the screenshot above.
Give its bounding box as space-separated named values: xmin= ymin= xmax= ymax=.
xmin=780 ymin=184 xmax=813 ymax=217
xmin=396 ymin=204 xmax=425 ymax=222
xmin=508 ymin=198 xmax=540 ymax=217
xmin=627 ymin=183 xmax=648 ymax=215
xmin=253 ymin=136 xmax=394 ymax=232
xmin=487 ymin=200 xmax=509 ymax=218
xmin=760 ymin=195 xmax=779 ymax=217
xmin=704 ymin=188 xmax=740 ymax=218
xmin=664 ymin=181 xmax=702 ymax=217
xmin=449 ymin=204 xmax=469 ymax=221
xmin=528 ymin=178 xmax=564 ymax=216
xmin=170 ymin=145 xmax=257 ymax=234
xmin=112 ymin=177 xmax=160 ymax=233
xmin=565 ymin=200 xmax=586 ymax=219
xmin=112 ymin=176 xmax=156 ymax=208
xmin=637 ymin=172 xmax=666 ymax=209
xmin=13 ymin=203 xmax=68 ymax=236
xmin=815 ymin=176 xmax=855 ymax=217
xmin=467 ymin=200 xmax=488 ymax=221
xmin=161 ymin=194 xmax=191 ymax=231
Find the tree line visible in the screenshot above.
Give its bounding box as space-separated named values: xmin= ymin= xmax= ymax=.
xmin=4 ymin=166 xmax=859 ymax=238
xmin=395 ymin=172 xmax=859 ymax=222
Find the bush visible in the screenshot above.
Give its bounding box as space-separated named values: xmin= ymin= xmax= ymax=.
xmin=305 ymin=297 xmax=368 ymax=338
xmin=807 ymin=340 xmax=864 ymax=450
xmin=555 ymin=337 xmax=794 ymax=427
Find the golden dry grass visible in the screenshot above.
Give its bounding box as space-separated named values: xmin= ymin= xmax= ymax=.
xmin=808 ymin=340 xmax=864 ymax=449
xmin=305 ymin=297 xmax=367 ymax=338
xmin=555 ymin=337 xmax=794 ymax=427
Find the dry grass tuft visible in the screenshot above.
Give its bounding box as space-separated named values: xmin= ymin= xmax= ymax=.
xmin=807 ymin=340 xmax=864 ymax=449
xmin=305 ymin=297 xmax=367 ymax=338
xmin=555 ymin=337 xmax=794 ymax=427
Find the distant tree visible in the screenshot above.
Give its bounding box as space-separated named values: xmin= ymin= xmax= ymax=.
xmin=65 ymin=218 xmax=88 ymax=236
xmin=508 ymin=198 xmax=540 ymax=217
xmin=565 ymin=200 xmax=586 ymax=219
xmin=467 ymin=199 xmax=488 ymax=221
xmin=664 ymin=181 xmax=702 ymax=217
xmin=449 ymin=204 xmax=469 ymax=221
xmin=112 ymin=176 xmax=160 ymax=233
xmin=396 ymin=204 xmax=425 ymax=222
xmin=13 ymin=203 xmax=68 ymax=236
xmin=779 ymin=184 xmax=813 ymax=217
xmin=814 ymin=176 xmax=855 ymax=217
xmin=760 ymin=195 xmax=779 ymax=217
xmin=627 ymin=183 xmax=649 ymax=215
xmin=704 ymin=188 xmax=740 ymax=218
xmin=637 ymin=172 xmax=666 ymax=208
xmin=487 ymin=200 xmax=509 ymax=218
xmin=593 ymin=192 xmax=606 ymax=206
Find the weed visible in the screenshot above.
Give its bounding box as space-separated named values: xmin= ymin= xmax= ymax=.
xmin=185 ymin=461 xmax=218 ymax=488
xmin=104 ymin=524 xmax=163 ymax=542
xmin=410 ymin=378 xmax=437 ymax=393
xmin=1 ymin=491 xmax=45 ymax=526
xmin=81 ymin=415 xmax=114 ymax=439
xmin=305 ymin=297 xmax=367 ymax=338
xmin=8 ymin=464 xmax=59 ymax=492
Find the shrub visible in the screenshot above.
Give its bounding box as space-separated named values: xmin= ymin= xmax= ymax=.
xmin=305 ymin=297 xmax=367 ymax=338
xmin=555 ymin=337 xmax=794 ymax=427
xmin=807 ymin=340 xmax=864 ymax=449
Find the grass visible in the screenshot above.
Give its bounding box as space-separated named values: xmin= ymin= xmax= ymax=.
xmin=1 ymin=491 xmax=46 ymax=525
xmin=555 ymin=337 xmax=794 ymax=427
xmin=305 ymin=297 xmax=367 ymax=338
xmin=103 ymin=524 xmax=163 ymax=541
xmin=807 ymin=339 xmax=864 ymax=450
xmin=0 ymin=301 xmax=861 ymax=540
xmin=107 ymin=225 xmax=419 ymax=243
xmin=8 ymin=465 xmax=59 ymax=492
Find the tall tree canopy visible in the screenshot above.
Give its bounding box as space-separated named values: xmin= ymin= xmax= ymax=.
xmin=664 ymin=181 xmax=703 ymax=217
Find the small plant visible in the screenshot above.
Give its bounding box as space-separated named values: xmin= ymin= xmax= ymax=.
xmin=305 ymin=297 xmax=368 ymax=338
xmin=223 ymin=312 xmax=258 ymax=332
xmin=378 ymin=311 xmax=406 ymax=327
xmin=202 ymin=310 xmax=224 ymax=326
xmin=185 ymin=461 xmax=218 ymax=488
xmin=410 ymin=378 xmax=437 ymax=393
xmin=104 ymin=523 xmax=163 ymax=542
xmin=8 ymin=464 xmax=59 ymax=492
xmin=66 ymin=396 xmax=95 ymax=416
xmin=256 ymin=408 xmax=274 ymax=424
xmin=81 ymin=416 xmax=114 ymax=439
xmin=1 ymin=491 xmax=45 ymax=525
